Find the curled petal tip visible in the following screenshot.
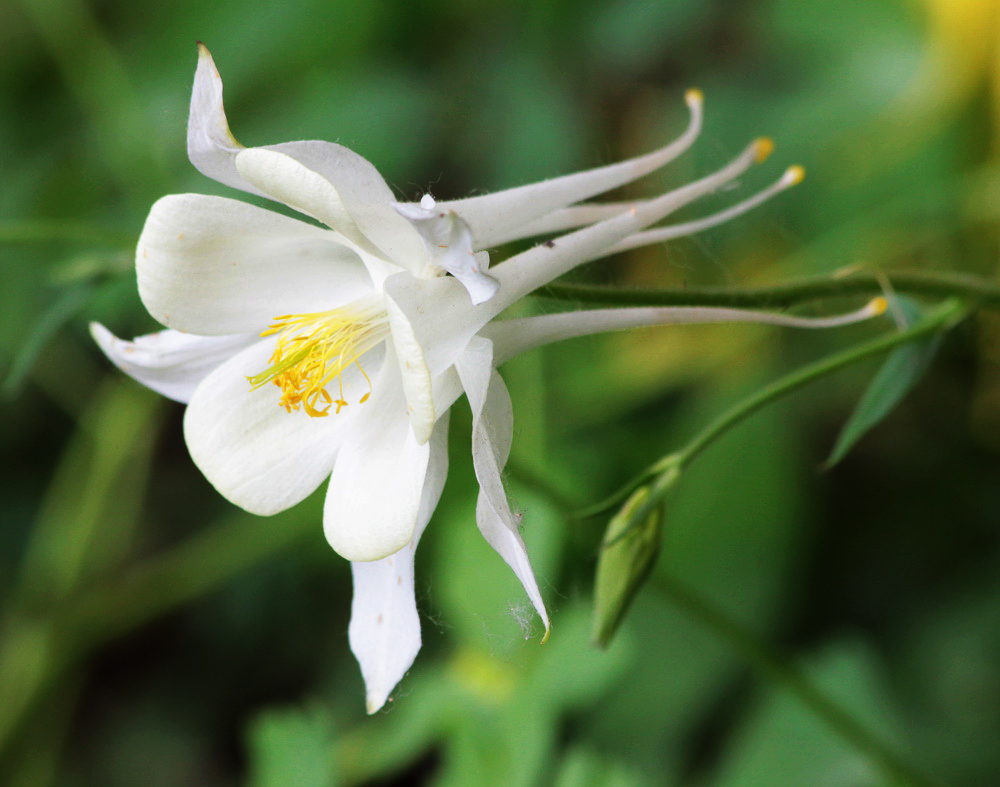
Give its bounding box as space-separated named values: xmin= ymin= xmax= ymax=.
xmin=783 ymin=164 xmax=806 ymax=186
xmin=754 ymin=137 xmax=775 ymax=163
xmin=869 ymin=296 xmax=889 ymax=316
xmin=684 ymin=88 xmax=704 ymax=107
xmin=540 ymin=623 xmax=551 ymax=645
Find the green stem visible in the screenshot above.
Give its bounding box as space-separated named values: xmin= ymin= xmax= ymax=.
xmin=539 ymin=271 xmax=1000 ymax=310
xmin=675 ymin=298 xmax=966 ymax=469
xmin=658 ymin=574 xmax=938 ymax=787
xmin=610 ymin=298 xmax=967 ymax=535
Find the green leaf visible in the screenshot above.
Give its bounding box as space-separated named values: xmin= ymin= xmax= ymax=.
xmin=712 ymin=642 xmax=912 ymax=787
xmin=825 ymin=297 xmax=941 ymax=468
xmin=246 ymin=705 xmax=338 ymax=787
xmin=1 ymin=283 xmax=92 ymax=397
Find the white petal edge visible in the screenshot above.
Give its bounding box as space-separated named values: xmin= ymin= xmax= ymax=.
xmin=455 ymin=337 xmax=549 ymax=634
xmin=323 ymin=353 xmax=431 ymax=561
xmin=186 ymin=44 xmax=266 ymax=196
xmin=349 ymin=413 xmax=450 ymax=714
xmin=137 ymin=194 xmax=374 ymax=336
xmin=90 ymin=323 xmax=257 ymax=403
xmin=183 ymin=340 xmax=379 ymax=515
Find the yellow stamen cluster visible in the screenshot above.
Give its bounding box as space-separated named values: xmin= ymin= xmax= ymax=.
xmin=247 ymin=298 xmax=389 ymax=417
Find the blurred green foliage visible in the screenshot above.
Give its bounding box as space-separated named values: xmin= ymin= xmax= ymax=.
xmin=3 ymin=0 xmax=1000 ymax=784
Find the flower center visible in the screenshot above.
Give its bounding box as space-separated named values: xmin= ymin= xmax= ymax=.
xmin=247 ymin=294 xmax=389 ymax=417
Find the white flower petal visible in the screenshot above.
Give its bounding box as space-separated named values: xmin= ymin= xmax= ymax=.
xmin=455 ymin=337 xmax=549 ymax=633
xmin=382 ymin=272 xmax=480 ymax=375
xmin=234 ymin=147 xmax=365 ymax=243
xmin=90 ymin=323 xmax=256 ymax=403
xmin=184 ymin=340 xmax=379 ymax=515
xmin=186 ymin=44 xmax=266 ymax=196
xmin=393 ymin=200 xmax=499 ymax=305
xmin=381 ymin=141 xmax=772 ymax=384
xmin=505 ymin=202 xmax=632 ymax=240
xmin=610 ymin=166 xmax=805 ymax=254
xmin=323 ymin=355 xmax=432 ymax=561
xmin=137 ymin=194 xmax=373 ymax=335
xmin=349 ymin=413 xmax=450 ymax=714
xmin=268 ymin=141 xmax=429 ymax=266
xmin=490 ymin=139 xmax=771 ymax=308
xmin=235 ymin=144 xmax=428 ymax=273
xmin=431 ymin=89 xmax=704 ymax=248
xmin=383 ymin=290 xmax=436 ymax=445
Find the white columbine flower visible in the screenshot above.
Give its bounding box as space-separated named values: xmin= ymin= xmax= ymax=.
xmin=92 ymin=45 xmax=885 ymax=713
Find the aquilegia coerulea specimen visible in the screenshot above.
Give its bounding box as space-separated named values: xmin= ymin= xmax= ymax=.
xmin=92 ymin=44 xmax=885 ymax=713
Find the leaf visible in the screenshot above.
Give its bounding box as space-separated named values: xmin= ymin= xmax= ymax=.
xmin=711 ymin=641 xmax=911 ymax=787
xmin=825 ymin=297 xmax=941 ymax=468
xmin=246 ymin=705 xmax=338 ymax=787
xmin=1 ymin=283 xmax=92 ymax=397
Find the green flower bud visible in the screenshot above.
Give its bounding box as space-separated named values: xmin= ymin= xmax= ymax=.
xmin=592 ymin=480 xmax=668 ymax=648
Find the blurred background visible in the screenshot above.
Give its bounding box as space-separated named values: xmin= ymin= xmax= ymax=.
xmin=3 ymin=0 xmax=1000 ymax=784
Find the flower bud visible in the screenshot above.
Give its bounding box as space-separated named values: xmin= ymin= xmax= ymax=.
xmin=592 ymin=481 xmax=668 ymax=648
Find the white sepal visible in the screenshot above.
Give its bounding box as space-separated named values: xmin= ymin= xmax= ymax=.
xmin=349 ymin=413 xmax=449 ymax=714
xmin=137 ymin=194 xmax=372 ymax=336
xmin=323 ymin=356 xmax=432 ymax=561
xmin=90 ymin=323 xmax=256 ymax=404
xmin=455 ymin=337 xmax=549 ymax=634
xmin=183 ymin=340 xmax=369 ymax=515
xmin=186 ymin=44 xmax=266 ymax=196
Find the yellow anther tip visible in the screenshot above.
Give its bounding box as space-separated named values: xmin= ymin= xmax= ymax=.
xmin=870 ymin=296 xmax=889 ymax=316
xmin=685 ymin=88 xmax=704 ymax=106
xmin=784 ymin=164 xmax=806 ymax=185
xmin=754 ymin=137 xmax=775 ymax=163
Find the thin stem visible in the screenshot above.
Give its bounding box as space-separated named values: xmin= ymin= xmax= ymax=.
xmin=675 ymin=298 xmax=966 ymax=468
xmin=609 ymin=298 xmax=967 ymax=535
xmin=657 ymin=573 xmax=938 ymax=787
xmin=538 ymin=271 xmax=1000 ymax=310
